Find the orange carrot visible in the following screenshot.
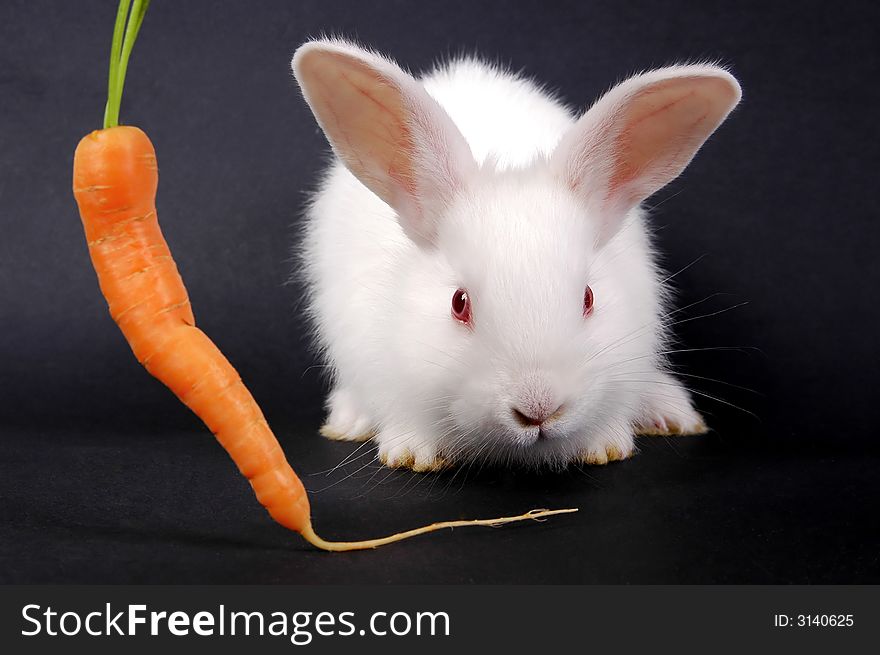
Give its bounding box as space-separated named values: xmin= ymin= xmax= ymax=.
xmin=72 ymin=0 xmax=576 ymax=551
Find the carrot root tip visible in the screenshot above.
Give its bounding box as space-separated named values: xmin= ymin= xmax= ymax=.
xmin=299 ymin=507 xmax=579 ymax=552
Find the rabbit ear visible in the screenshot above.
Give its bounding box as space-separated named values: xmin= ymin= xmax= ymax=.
xmin=551 ymin=65 xmax=741 ymax=244
xmin=292 ymin=40 xmax=477 ymax=247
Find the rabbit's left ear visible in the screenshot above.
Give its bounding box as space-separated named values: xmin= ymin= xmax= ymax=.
xmin=292 ymin=40 xmax=477 ymax=248
xmin=551 ymin=65 xmax=741 ymax=244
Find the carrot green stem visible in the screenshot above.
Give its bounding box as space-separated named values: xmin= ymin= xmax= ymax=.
xmin=103 ymin=0 xmax=151 ymax=129
xmin=103 ymin=0 xmax=131 ymax=128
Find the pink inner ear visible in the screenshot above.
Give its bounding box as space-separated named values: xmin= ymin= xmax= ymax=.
xmin=297 ymin=50 xmax=419 ymax=201
xmin=608 ymin=76 xmax=739 ymax=206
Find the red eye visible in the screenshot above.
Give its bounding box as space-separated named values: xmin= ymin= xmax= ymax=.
xmin=451 ymin=288 xmax=472 ymax=325
xmin=583 ymin=285 xmax=594 ymax=317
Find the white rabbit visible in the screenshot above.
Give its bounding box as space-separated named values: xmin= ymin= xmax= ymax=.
xmin=291 ymin=40 xmax=741 ymax=471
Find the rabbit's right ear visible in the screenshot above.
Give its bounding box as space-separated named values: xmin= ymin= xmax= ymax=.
xmin=551 ymin=65 xmax=741 ymax=245
xmin=293 ymin=40 xmax=477 ymax=248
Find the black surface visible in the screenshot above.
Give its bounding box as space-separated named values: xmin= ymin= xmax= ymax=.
xmin=1 ymin=0 xmax=878 ymax=583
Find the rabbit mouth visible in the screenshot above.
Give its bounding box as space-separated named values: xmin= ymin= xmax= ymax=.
xmin=508 ymin=403 xmax=567 ymax=444
xmin=504 ymin=421 xmax=568 ymax=449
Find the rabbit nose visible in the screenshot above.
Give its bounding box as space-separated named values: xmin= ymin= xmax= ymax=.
xmin=511 ymin=403 xmax=564 ymax=427
xmin=511 ymin=371 xmax=564 ymax=427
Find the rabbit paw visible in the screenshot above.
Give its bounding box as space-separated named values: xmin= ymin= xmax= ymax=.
xmin=579 ymin=435 xmax=635 ymax=466
xmin=635 ymin=372 xmax=708 ymax=436
xmin=377 ymin=433 xmax=449 ymax=473
xmin=320 ymin=388 xmax=376 ymax=442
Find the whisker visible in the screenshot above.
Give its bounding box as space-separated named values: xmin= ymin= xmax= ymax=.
xmin=658 ymin=253 xmax=707 ymax=285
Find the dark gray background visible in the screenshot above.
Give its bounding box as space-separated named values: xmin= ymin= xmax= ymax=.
xmin=0 ymin=0 xmax=877 ymax=583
